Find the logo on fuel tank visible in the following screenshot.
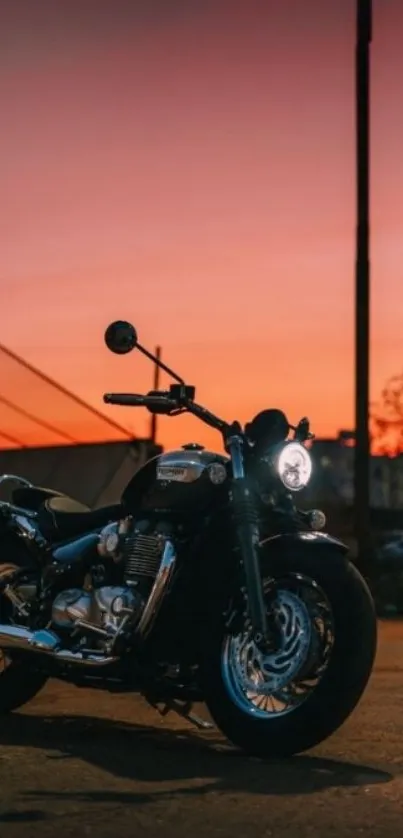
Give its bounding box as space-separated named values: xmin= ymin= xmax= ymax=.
xmin=156 ymin=465 xmax=188 ymax=482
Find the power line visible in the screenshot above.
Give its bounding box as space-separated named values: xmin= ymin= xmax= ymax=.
xmin=0 ymin=393 xmax=78 ymax=444
xmin=0 ymin=428 xmax=27 ymax=448
xmin=0 ymin=342 xmax=133 ymax=439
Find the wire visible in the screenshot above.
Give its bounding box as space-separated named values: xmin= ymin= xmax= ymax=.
xmin=0 ymin=341 xmax=133 ymax=439
xmin=0 ymin=428 xmax=27 ymax=448
xmin=0 ymin=393 xmax=78 ymax=444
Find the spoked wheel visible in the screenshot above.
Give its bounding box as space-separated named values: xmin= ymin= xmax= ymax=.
xmin=222 ymin=575 xmax=334 ymax=720
xmin=202 ymin=549 xmax=377 ymax=757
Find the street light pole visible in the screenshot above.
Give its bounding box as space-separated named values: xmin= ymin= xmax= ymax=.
xmin=354 ymin=0 xmax=372 ymax=568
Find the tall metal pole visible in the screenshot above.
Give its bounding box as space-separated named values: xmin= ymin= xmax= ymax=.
xmin=150 ymin=346 xmax=161 ymax=444
xmin=354 ymin=0 xmax=372 ymax=566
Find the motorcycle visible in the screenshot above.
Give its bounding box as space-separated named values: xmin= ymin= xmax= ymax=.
xmin=0 ymin=320 xmax=377 ymax=757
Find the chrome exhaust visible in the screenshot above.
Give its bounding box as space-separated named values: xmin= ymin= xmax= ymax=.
xmin=0 ymin=625 xmax=118 ymax=667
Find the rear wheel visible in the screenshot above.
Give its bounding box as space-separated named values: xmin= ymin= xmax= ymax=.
xmin=202 ymin=550 xmax=377 ymax=757
xmin=0 ymin=563 xmax=47 ymax=713
xmin=0 ymin=653 xmax=47 ymax=713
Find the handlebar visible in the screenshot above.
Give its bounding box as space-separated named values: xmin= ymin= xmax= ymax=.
xmin=104 ymin=393 xmax=146 ymax=406
xmin=103 ymin=393 xmax=178 ymax=410
xmin=103 ymin=391 xmax=310 ymax=451
xmin=103 ymin=391 xmax=230 ymax=434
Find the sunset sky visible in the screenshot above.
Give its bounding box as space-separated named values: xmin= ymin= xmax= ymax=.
xmin=1 ymin=0 xmax=403 ymax=451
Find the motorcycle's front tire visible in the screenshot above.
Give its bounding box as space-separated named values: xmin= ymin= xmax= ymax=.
xmin=201 ymin=550 xmax=377 ymax=758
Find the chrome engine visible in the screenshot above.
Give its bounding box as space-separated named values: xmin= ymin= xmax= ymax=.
xmin=51 ymin=586 xmax=144 ymax=634
xmin=0 ymin=518 xmax=176 ymax=666
xmin=50 ymin=519 xmax=176 ymax=642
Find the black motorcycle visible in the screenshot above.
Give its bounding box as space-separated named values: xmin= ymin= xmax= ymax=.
xmin=0 ymin=321 xmax=377 ymax=757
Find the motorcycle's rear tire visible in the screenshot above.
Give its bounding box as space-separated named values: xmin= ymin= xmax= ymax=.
xmin=202 ymin=552 xmax=377 ymax=757
xmin=0 ymin=660 xmax=48 ymax=713
xmin=0 ymin=562 xmax=48 ymax=713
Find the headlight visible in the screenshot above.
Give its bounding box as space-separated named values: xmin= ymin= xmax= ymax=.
xmin=276 ymin=442 xmax=312 ymax=491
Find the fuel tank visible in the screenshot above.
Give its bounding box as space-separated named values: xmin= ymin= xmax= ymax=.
xmin=121 ymin=443 xmax=229 ymax=514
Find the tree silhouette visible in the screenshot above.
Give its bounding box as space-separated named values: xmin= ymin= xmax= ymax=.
xmin=371 ymin=372 xmax=403 ymax=455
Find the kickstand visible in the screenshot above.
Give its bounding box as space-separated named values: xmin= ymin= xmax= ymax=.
xmin=147 ymin=696 xmax=214 ymax=731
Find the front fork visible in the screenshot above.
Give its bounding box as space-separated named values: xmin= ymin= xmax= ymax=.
xmin=227 ymin=433 xmax=271 ymax=645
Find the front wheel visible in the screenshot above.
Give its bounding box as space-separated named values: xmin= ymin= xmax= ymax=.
xmin=201 ymin=550 xmax=377 ymax=757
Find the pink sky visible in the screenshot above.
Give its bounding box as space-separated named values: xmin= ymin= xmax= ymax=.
xmin=1 ymin=0 xmax=402 ymax=450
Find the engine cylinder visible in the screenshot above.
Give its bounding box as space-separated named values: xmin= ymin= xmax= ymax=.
xmin=123 ymin=533 xmax=166 ymax=585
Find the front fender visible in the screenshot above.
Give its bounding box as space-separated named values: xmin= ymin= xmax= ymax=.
xmin=260 ymin=530 xmax=349 ymax=558
xmin=220 ymin=530 xmax=350 ymax=636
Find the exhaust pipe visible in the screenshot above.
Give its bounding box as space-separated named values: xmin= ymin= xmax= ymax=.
xmin=0 ymin=625 xmax=118 ymax=667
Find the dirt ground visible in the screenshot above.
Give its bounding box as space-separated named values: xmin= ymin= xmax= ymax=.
xmin=1 ymin=621 xmax=403 ymax=837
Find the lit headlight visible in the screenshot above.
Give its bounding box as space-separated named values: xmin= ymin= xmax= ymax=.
xmin=276 ymin=442 xmax=312 ymax=491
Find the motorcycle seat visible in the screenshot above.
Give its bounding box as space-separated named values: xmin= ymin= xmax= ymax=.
xmin=12 ymin=485 xmax=67 ymax=511
xmin=37 ymin=494 xmax=124 ymax=541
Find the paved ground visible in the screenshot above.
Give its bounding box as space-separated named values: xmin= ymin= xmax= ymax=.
xmin=1 ymin=621 xmax=403 ymax=838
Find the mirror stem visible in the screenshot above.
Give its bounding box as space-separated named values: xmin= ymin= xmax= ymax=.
xmin=137 ymin=343 xmax=185 ymax=384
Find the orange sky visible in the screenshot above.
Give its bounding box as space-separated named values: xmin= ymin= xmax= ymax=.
xmin=1 ymin=0 xmax=403 ymax=452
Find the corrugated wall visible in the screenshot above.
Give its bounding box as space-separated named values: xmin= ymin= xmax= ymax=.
xmin=0 ymin=440 xmax=162 ymax=508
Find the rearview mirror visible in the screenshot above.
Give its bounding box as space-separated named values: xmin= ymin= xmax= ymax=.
xmin=104 ymin=321 xmax=138 ymax=355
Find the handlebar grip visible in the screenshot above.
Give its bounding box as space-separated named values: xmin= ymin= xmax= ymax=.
xmin=103 ymin=393 xmax=179 ymax=412
xmin=103 ymin=393 xmax=146 ymax=406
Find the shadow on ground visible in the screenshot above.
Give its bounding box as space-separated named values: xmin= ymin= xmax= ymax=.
xmin=0 ymin=811 xmax=48 ymax=824
xmin=0 ymin=711 xmax=392 ymax=822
